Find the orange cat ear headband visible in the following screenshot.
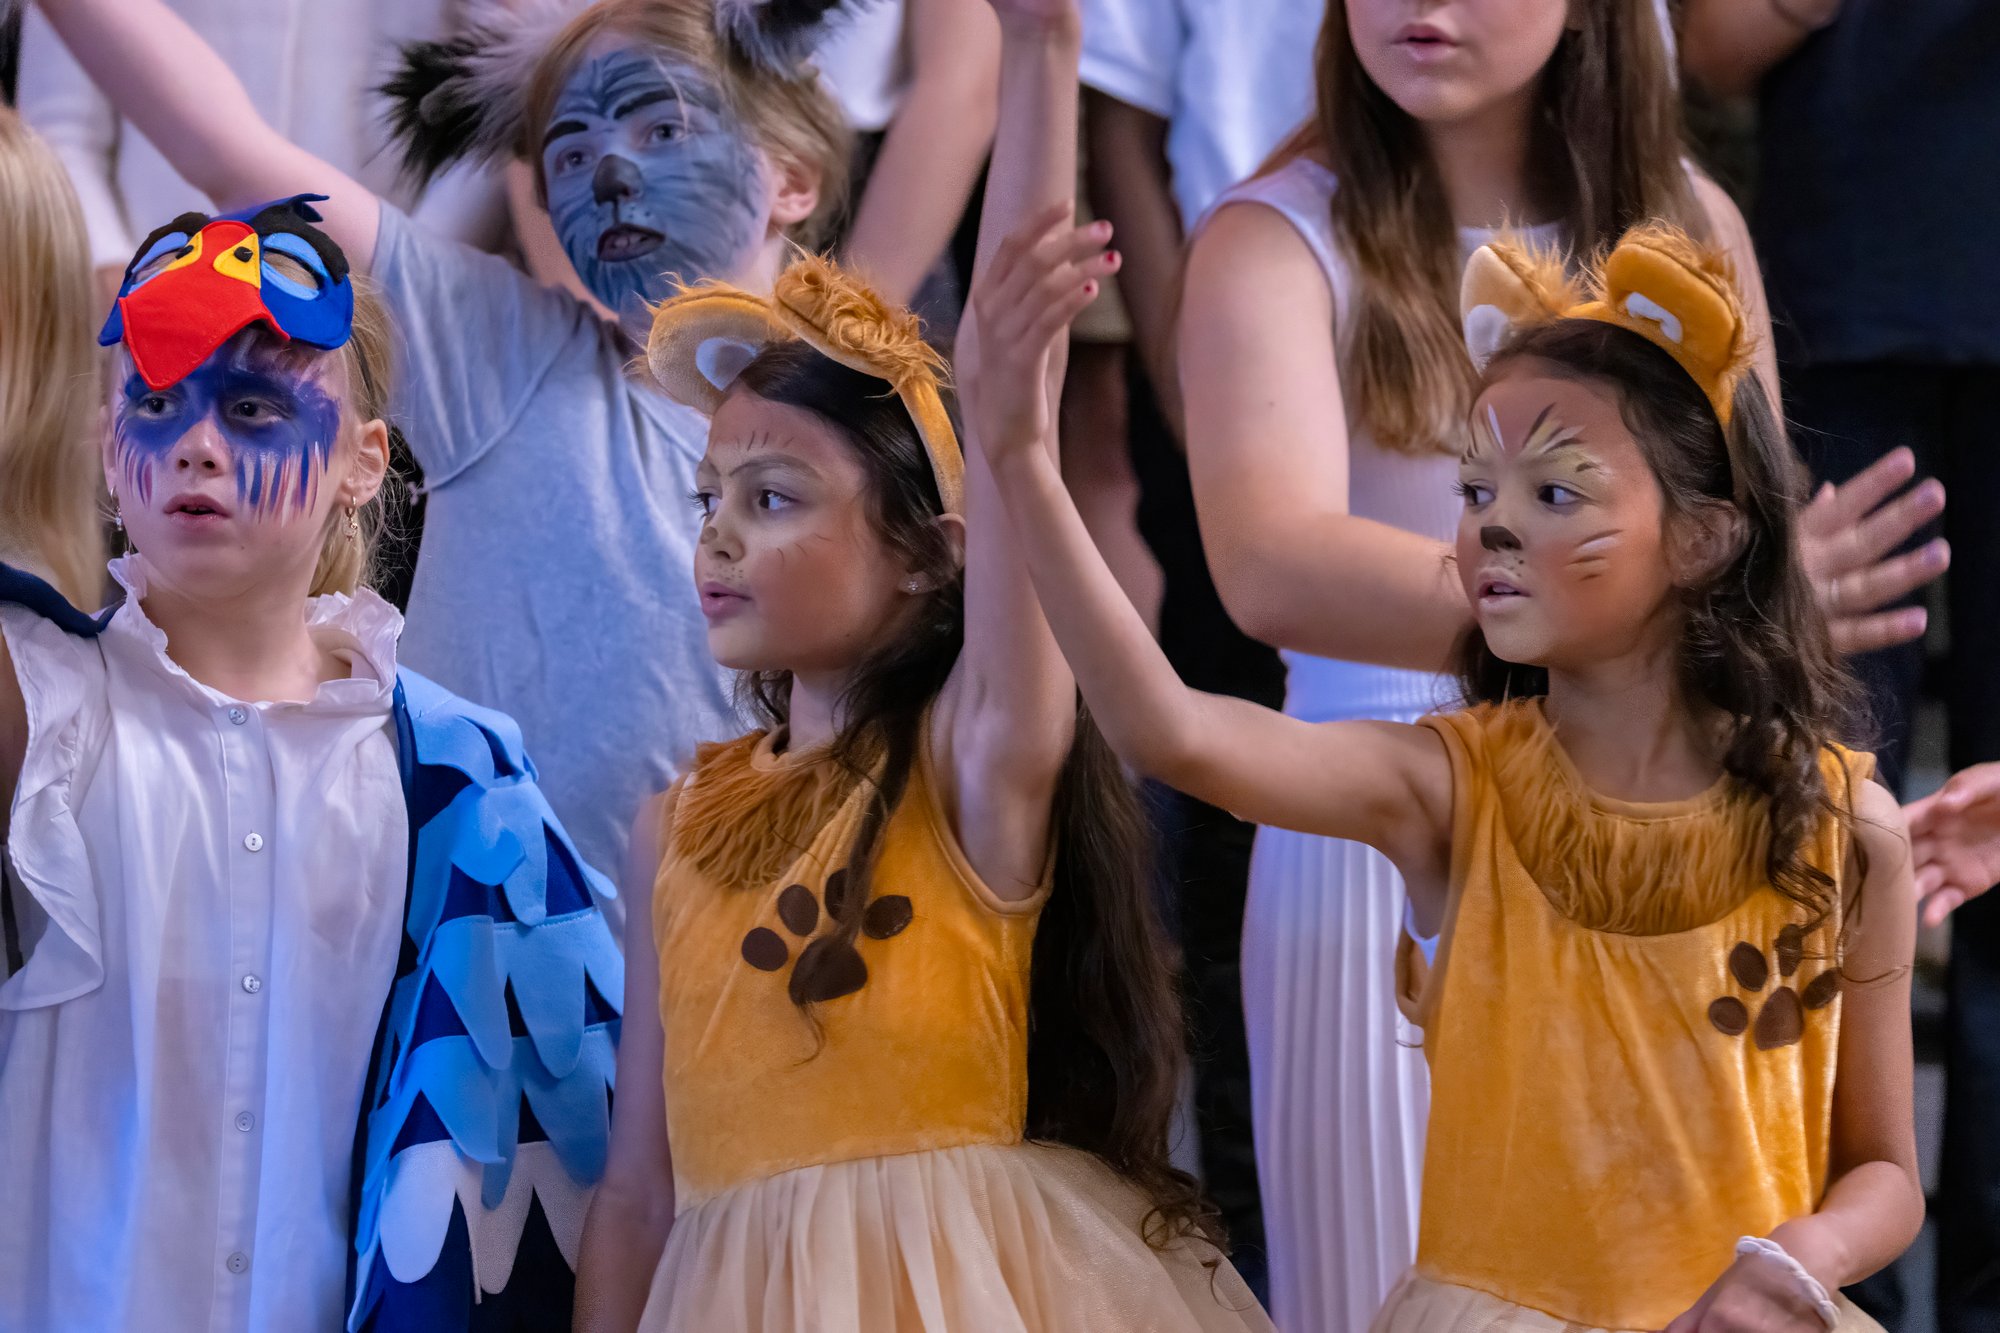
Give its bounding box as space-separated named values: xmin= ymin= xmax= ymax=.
xmin=1460 ymin=223 xmax=1755 ymax=431
xmin=646 ymin=253 xmax=965 ymax=517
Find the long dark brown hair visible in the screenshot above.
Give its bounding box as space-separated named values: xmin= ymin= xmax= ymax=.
xmin=1297 ymin=0 xmax=1697 ymax=454
xmin=1457 ymin=322 xmax=1867 ymax=928
xmin=731 ymin=343 xmax=1219 ymax=1249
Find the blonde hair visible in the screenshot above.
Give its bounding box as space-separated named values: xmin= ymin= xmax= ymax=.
xmin=308 ymin=277 xmax=396 ymax=598
xmin=0 ymin=109 xmax=108 ymax=607
xmin=523 ymin=0 xmax=853 ymax=248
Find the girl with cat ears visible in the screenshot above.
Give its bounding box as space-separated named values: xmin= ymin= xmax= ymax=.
xmin=976 ymin=214 xmax=1921 ymax=1333
xmin=570 ymin=2 xmax=1275 ymax=1328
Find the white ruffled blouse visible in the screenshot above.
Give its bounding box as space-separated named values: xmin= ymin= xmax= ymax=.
xmin=0 ymin=557 xmax=409 ymax=1333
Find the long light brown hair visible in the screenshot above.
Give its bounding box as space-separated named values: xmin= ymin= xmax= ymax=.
xmin=0 ymin=109 xmax=107 ymax=607
xmin=1295 ymin=0 xmax=1698 ymax=455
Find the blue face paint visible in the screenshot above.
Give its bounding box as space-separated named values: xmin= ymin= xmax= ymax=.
xmin=114 ymin=337 xmax=341 ymax=518
xmin=540 ymin=48 xmax=768 ymax=328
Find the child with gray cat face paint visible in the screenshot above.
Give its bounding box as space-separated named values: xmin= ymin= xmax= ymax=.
xmin=32 ymin=0 xmax=859 ymax=910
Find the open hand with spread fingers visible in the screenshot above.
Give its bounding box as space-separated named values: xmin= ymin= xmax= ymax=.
xmin=1797 ymin=447 xmax=1949 ymax=655
xmin=1906 ymin=763 xmax=2000 ymax=927
xmin=961 ymin=202 xmax=1118 ymax=468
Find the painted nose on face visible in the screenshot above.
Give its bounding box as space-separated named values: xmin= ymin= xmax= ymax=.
xmin=593 ymin=154 xmax=645 ymax=206
xmin=1480 ymin=524 xmax=1521 ymax=553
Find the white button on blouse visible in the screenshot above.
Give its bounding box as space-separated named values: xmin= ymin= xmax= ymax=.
xmin=0 ymin=557 xmax=409 ymax=1333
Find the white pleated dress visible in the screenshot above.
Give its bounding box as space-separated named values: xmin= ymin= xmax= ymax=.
xmin=1207 ymin=160 xmax=1558 ymax=1333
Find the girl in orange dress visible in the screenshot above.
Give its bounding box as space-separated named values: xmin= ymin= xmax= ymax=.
xmin=976 ymin=218 xmax=1924 ymax=1333
xmin=572 ymin=3 xmax=1271 ymax=1328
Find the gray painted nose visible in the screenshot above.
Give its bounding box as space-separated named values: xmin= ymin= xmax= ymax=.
xmin=593 ymin=154 xmax=644 ymax=206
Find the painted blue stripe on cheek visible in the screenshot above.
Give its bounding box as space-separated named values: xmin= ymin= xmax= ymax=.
xmin=112 ymin=357 xmax=341 ymax=518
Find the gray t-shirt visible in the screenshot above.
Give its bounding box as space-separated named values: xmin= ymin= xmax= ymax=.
xmin=373 ymin=202 xmax=739 ymax=901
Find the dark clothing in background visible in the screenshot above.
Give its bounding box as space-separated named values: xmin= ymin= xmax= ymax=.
xmin=1757 ymin=0 xmax=2000 ymax=369
xmin=1128 ymin=360 xmax=1282 ymax=1302
xmin=1756 ymin=6 xmax=2000 ymax=1329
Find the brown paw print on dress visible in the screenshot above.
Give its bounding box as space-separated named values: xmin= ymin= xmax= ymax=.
xmin=739 ymin=869 xmax=915 ymax=1003
xmin=1707 ymin=924 xmax=1842 ymax=1049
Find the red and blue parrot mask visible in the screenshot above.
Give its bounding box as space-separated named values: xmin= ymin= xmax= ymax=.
xmin=98 ymin=194 xmax=354 ymax=391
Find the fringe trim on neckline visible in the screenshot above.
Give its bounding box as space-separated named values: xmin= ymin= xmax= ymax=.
xmin=1487 ymin=705 xmax=1769 ymax=935
xmin=670 ymin=732 xmax=866 ymax=893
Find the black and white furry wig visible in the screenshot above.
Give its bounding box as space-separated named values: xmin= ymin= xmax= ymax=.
xmin=382 ymin=0 xmax=866 ymax=187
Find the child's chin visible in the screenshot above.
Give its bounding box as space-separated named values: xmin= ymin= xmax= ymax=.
xmin=705 ymin=630 xmax=780 ymax=675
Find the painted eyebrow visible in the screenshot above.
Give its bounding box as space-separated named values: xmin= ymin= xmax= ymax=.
xmin=541 ymin=118 xmax=589 ymax=149
xmin=727 ymin=454 xmax=821 ymax=481
xmin=614 ymin=87 xmax=680 ymax=119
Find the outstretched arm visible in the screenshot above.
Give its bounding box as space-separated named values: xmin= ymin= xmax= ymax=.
xmin=32 ymin=0 xmax=380 ymax=267
xmin=932 ymin=0 xmax=1097 ymax=900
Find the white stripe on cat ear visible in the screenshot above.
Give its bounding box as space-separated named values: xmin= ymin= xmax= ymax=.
xmin=1622 ymin=292 xmax=1685 ymax=345
xmin=695 ymin=336 xmax=764 ymax=392
xmin=1463 ymin=304 xmax=1513 ymax=372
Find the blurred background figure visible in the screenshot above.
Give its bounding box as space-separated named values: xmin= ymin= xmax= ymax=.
xmin=1683 ymin=3 xmax=2000 ymax=1330
xmin=15 ymin=0 xmax=513 ymax=310
xmin=0 ymin=105 xmax=105 ymax=610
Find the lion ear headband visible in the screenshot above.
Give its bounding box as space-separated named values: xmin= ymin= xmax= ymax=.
xmin=646 ymin=252 xmax=966 ymax=516
xmin=1460 ymin=222 xmax=1754 ymax=436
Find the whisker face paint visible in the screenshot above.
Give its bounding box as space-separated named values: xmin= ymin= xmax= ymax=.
xmin=114 ymin=337 xmax=341 ymax=519
xmin=541 ymin=47 xmax=768 ymax=329
xmin=1457 ymin=368 xmax=1680 ymax=669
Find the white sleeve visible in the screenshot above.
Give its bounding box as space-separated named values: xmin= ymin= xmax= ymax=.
xmin=0 ymin=609 xmax=111 ymax=1011
xmin=15 ymin=11 xmax=137 ymax=270
xmin=1078 ymin=0 xmax=1185 ymax=118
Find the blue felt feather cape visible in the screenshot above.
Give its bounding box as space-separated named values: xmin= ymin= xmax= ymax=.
xmin=0 ymin=565 xmax=623 ymax=1332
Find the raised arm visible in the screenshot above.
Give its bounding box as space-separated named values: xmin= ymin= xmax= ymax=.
xmin=838 ymin=0 xmax=1000 ymax=306
xmin=1179 ymin=202 xmax=1469 ymax=669
xmin=967 ymin=222 xmax=1452 ymax=903
xmin=31 ymin=0 xmax=380 ymax=267
xmin=935 ymin=0 xmax=1093 ymax=900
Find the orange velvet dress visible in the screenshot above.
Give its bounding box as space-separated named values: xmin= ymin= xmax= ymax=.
xmin=1377 ymin=701 xmax=1885 ymax=1333
xmin=639 ymin=729 xmax=1271 ymax=1332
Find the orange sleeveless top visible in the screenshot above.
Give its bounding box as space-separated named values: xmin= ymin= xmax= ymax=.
xmin=1406 ymin=701 xmax=1869 ymax=1331
xmin=652 ymin=730 xmax=1048 ymax=1208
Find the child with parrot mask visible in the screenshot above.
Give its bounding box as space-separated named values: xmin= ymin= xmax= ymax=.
xmin=27 ymin=0 xmax=867 ymax=907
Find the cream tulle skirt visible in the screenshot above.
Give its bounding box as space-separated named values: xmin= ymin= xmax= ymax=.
xmin=638 ymin=1141 xmax=1273 ymax=1331
xmin=1371 ymin=1270 xmax=1886 ymax=1333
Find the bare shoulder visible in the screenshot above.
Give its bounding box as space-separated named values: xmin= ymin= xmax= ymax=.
xmin=1688 ymin=169 xmax=1751 ymax=245
xmin=1850 ymin=777 xmax=1913 ymax=890
xmin=1185 ymin=196 xmax=1329 ymax=303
